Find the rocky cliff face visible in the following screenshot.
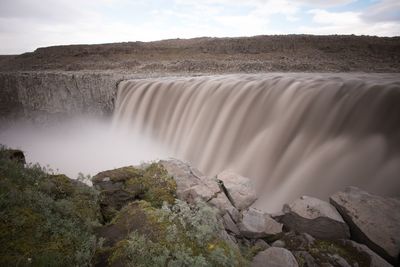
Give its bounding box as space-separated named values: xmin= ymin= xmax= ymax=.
xmin=0 ymin=71 xmax=126 ymax=122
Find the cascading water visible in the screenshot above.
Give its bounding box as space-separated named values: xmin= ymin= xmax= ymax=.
xmin=112 ymin=73 xmax=400 ymax=211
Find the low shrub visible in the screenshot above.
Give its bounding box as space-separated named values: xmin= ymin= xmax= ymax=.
xmin=0 ymin=146 xmax=102 ymax=266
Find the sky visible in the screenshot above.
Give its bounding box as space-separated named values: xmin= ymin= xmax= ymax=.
xmin=0 ymin=0 xmax=399 ymax=54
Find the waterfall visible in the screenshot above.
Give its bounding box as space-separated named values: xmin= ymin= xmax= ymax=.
xmin=112 ymin=73 xmax=400 ymax=211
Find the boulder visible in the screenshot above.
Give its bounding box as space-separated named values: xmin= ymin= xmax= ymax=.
xmin=160 ymin=159 xmax=220 ymax=203
xmin=239 ymin=208 xmax=283 ymax=239
xmin=222 ymin=213 xmax=240 ymax=235
xmin=271 ymin=240 xmax=286 ymax=248
xmin=340 ymin=240 xmax=392 ymax=267
xmin=330 ymin=187 xmax=400 ymax=265
xmin=252 ymin=247 xmax=299 ymax=267
xmin=217 ymin=170 xmax=257 ymax=210
xmin=281 ymin=196 xmax=350 ymax=240
xmin=208 ymin=191 xmax=241 ymax=222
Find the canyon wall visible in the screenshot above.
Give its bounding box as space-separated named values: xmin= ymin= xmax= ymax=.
xmin=0 ymin=71 xmax=125 ymax=122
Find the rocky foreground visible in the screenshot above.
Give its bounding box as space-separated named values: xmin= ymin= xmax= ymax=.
xmin=1 ymin=148 xmax=399 ymax=267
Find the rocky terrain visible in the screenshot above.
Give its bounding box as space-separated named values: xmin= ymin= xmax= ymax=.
xmin=1 ymin=147 xmax=399 ymax=266
xmin=1 ymin=35 xmax=399 ymax=266
xmin=1 ymin=35 xmax=400 ymax=73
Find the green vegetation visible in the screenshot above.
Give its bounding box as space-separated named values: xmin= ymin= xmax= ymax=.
xmin=123 ymin=163 xmax=177 ymax=208
xmin=102 ymin=200 xmax=247 ymax=267
xmin=0 ymin=145 xmax=375 ymax=267
xmin=1 ymin=147 xmax=245 ymax=266
xmin=0 ymin=146 xmax=101 ymax=266
xmin=93 ymin=163 xmax=177 ymax=221
xmin=281 ymin=232 xmax=370 ymax=266
xmin=308 ymin=240 xmax=370 ymax=267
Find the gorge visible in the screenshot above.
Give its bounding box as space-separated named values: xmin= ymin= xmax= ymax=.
xmin=1 ymin=35 xmax=400 ymax=266
xmin=1 ymin=72 xmax=399 ymax=212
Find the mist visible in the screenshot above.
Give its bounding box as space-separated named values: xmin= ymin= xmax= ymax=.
xmin=1 ymin=74 xmax=400 ymax=212
xmin=113 ymin=74 xmax=400 ymax=211
xmin=0 ymin=117 xmax=171 ymax=179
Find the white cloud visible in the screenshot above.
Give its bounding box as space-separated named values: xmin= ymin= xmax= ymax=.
xmin=301 ymin=8 xmax=400 ymax=36
xmin=309 ymin=9 xmax=361 ymax=25
xmin=0 ymin=0 xmax=398 ymax=54
xmin=361 ymin=0 xmax=400 ymax=22
xmin=297 ymin=0 xmax=356 ymax=7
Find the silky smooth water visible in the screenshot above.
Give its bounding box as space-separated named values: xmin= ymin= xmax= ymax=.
xmin=112 ymin=73 xmax=400 ymax=211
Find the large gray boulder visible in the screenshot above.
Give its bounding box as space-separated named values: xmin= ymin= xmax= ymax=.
xmin=217 ymin=170 xmax=257 ymax=210
xmin=330 ymin=187 xmax=400 ymax=265
xmin=160 ymin=159 xmax=220 ymax=203
xmin=239 ymin=208 xmax=283 ymax=239
xmin=252 ymin=247 xmax=299 ymax=267
xmin=208 ymin=189 xmax=241 ymax=222
xmin=160 ymin=159 xmax=243 ymax=226
xmin=280 ymin=196 xmax=350 ymax=240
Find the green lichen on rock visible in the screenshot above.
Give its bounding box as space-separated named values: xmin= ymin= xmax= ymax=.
xmin=280 ymin=232 xmax=370 ymax=266
xmin=308 ymin=240 xmax=370 ymax=266
xmin=92 ymin=162 xmax=177 ymax=221
xmin=239 ymin=241 xmax=268 ymax=261
xmin=0 ymin=146 xmax=102 ymax=267
xmin=125 ymin=163 xmax=177 ymax=207
xmin=96 ymin=199 xmax=247 ymax=267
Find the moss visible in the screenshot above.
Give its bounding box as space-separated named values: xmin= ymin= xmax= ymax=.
xmin=278 ymin=231 xmax=371 ymax=266
xmin=295 ymin=253 xmax=306 ymax=267
xmin=112 ymin=201 xmax=164 ymax=241
xmin=240 ymin=242 xmax=266 ymax=261
xmin=94 ymin=162 xmax=177 ymax=222
xmin=93 ymin=166 xmax=143 ymax=183
xmin=3 ymin=149 xmax=26 ymax=164
xmin=40 ymin=174 xmax=75 ymax=199
xmin=1 ymin=146 xmax=244 ymax=266
xmin=124 ymin=163 xmax=177 ymax=208
xmin=309 ymin=240 xmax=370 ymax=266
xmin=100 ymin=200 xmax=247 ymax=267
